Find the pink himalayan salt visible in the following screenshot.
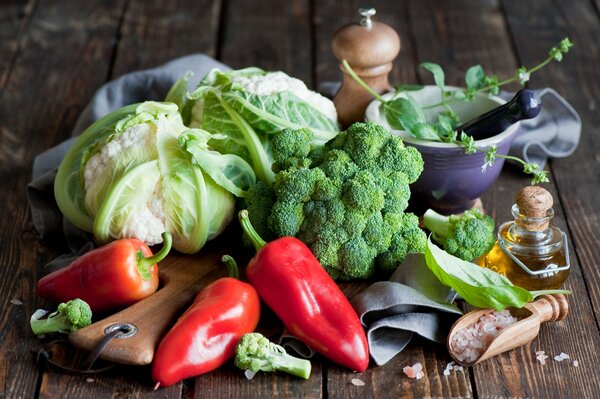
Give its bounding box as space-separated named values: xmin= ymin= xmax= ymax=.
xmin=449 ymin=310 xmax=517 ymax=364
xmin=403 ymin=362 xmax=424 ymax=379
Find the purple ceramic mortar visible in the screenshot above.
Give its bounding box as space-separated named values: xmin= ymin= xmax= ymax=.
xmin=365 ymin=86 xmax=521 ymax=215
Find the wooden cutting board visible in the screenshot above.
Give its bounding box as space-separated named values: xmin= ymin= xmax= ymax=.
xmin=69 ymin=236 xmax=241 ymax=365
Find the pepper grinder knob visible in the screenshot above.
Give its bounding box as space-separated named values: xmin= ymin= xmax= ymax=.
xmin=332 ymin=8 xmax=400 ymax=129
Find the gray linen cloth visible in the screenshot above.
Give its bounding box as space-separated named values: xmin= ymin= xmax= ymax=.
xmin=26 ymin=54 xmax=579 ymax=366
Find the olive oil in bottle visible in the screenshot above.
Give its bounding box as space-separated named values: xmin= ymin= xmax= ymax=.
xmin=476 ymin=186 xmax=570 ymax=290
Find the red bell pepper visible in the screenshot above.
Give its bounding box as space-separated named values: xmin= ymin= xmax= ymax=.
xmin=36 ymin=232 xmax=172 ymax=312
xmin=151 ymin=255 xmax=261 ymax=388
xmin=238 ymin=210 xmax=370 ymax=372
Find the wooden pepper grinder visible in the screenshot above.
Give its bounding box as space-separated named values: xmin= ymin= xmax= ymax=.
xmin=332 ymin=7 xmax=400 ymax=128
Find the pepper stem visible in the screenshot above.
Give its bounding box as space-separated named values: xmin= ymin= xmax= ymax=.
xmin=221 ymin=255 xmax=240 ymax=279
xmin=137 ymin=232 xmax=172 ymax=280
xmin=238 ymin=210 xmax=267 ymax=252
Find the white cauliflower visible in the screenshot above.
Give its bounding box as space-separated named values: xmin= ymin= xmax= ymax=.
xmin=231 ymin=71 xmax=338 ymax=122
xmin=83 ymin=123 xmax=166 ymax=245
xmin=83 ymin=123 xmax=157 ymax=191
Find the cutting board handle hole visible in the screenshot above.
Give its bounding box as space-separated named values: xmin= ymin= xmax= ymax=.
xmin=104 ymin=323 xmax=138 ymax=339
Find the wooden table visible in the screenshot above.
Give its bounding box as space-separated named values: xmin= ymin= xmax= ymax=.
xmin=1 ymin=0 xmax=599 ymax=397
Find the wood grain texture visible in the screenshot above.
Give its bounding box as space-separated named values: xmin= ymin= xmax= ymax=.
xmin=0 ymin=0 xmax=126 ymax=397
xmin=217 ymin=0 xmax=312 ymax=86
xmin=0 ymin=0 xmax=35 ymax=87
xmin=111 ymin=0 xmax=221 ymax=78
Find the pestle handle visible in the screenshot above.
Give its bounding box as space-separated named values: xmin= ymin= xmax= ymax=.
xmin=456 ymin=89 xmax=542 ymax=140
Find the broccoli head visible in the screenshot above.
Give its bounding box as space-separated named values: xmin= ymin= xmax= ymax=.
xmin=423 ymin=208 xmax=496 ymax=261
xmin=30 ymin=298 xmax=92 ymax=335
xmin=244 ymin=122 xmax=427 ymax=280
xmin=234 ymin=332 xmax=312 ymax=379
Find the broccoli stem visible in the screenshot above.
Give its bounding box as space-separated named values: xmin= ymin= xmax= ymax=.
xmin=221 ymin=255 xmax=240 ymax=279
xmin=238 ymin=210 xmax=267 ymax=252
xmin=423 ymin=209 xmax=451 ymax=241
xmin=267 ymin=351 xmax=312 ymax=380
xmin=30 ymin=312 xmax=70 ymax=335
xmin=137 ymin=232 xmax=172 ymax=280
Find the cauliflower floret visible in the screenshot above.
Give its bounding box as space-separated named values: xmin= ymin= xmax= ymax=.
xmin=231 ymin=71 xmax=338 ymax=122
xmin=120 ymin=185 xmax=166 ymax=246
xmin=83 ymin=123 xmax=157 ymax=191
xmin=121 ymin=208 xmax=165 ymax=246
xmin=83 ymin=123 xmax=167 ymax=246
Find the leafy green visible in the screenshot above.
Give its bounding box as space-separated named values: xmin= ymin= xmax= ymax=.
xmin=424 ymin=237 xmax=570 ymax=310
xmin=181 ymin=67 xmax=339 ymax=184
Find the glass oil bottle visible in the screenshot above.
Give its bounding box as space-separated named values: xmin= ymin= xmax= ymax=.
xmin=476 ymin=186 xmax=570 ymax=290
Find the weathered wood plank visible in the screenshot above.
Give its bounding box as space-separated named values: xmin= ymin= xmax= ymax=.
xmin=407 ymin=0 xmax=600 ymax=398
xmin=0 ymin=0 xmax=130 ymax=398
xmin=217 ymin=0 xmax=312 ymax=86
xmin=0 ymin=0 xmax=35 ymax=87
xmin=111 ymin=0 xmax=221 ymax=78
xmin=313 ymin=1 xmax=472 ymax=397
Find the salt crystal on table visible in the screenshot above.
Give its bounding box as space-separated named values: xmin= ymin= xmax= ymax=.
xmin=351 ymin=378 xmax=365 ymax=386
xmin=403 ymin=363 xmax=424 ymax=379
xmin=573 ymin=360 xmax=579 ymax=367
xmin=10 ymin=299 xmax=22 ymax=305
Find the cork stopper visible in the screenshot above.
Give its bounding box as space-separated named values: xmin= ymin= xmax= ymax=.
xmin=332 ymin=8 xmax=401 ymax=128
xmin=515 ymin=186 xmax=554 ymax=231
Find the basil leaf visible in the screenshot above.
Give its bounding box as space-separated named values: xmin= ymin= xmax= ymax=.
xmin=424 ymin=238 xmax=570 ymax=310
xmin=383 ymin=97 xmax=426 ymax=132
xmin=420 ymin=62 xmax=445 ymax=92
xmin=465 ymin=65 xmax=485 ymax=90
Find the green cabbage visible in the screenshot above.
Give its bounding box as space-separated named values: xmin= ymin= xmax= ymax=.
xmin=54 ymin=101 xmax=255 ymax=253
xmin=175 ymin=68 xmax=339 ymax=183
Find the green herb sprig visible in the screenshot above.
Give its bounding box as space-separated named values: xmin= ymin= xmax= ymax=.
xmin=343 ymin=38 xmax=573 ymax=185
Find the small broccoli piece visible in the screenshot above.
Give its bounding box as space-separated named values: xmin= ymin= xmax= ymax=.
xmin=423 ymin=208 xmax=496 ymax=261
xmin=234 ymin=332 xmax=312 ymax=379
xmin=30 ymin=299 xmax=92 ymax=335
xmin=271 ymin=128 xmax=314 ymax=172
xmin=244 ymin=181 xmax=277 ymax=241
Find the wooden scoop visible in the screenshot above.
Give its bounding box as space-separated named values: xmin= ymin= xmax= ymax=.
xmin=68 ymin=238 xmax=237 ymax=365
xmin=447 ymin=294 xmax=568 ymax=366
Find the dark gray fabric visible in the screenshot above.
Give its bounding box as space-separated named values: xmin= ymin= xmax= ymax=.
xmin=350 ymin=253 xmax=462 ymax=366
xmin=500 ymin=88 xmax=581 ymax=169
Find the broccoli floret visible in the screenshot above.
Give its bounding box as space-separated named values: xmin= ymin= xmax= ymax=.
xmin=234 ymin=332 xmax=312 ymax=379
xmin=30 ymin=299 xmax=92 ymax=335
xmin=247 ymin=121 xmax=427 ymax=280
xmin=423 ymin=208 xmax=496 ymax=261
xmin=244 ymin=181 xmax=277 ymax=241
xmin=377 ymin=213 xmax=427 ymax=274
xmin=271 ymin=128 xmax=314 ymax=172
